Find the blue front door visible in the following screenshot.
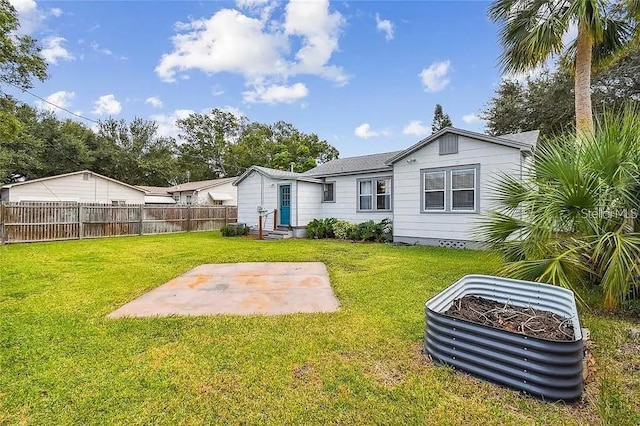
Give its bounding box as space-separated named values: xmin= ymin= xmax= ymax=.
xmin=279 ymin=184 xmax=291 ymax=226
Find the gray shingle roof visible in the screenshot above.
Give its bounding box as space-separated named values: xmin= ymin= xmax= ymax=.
xmin=136 ymin=185 xmax=172 ymax=195
xmin=167 ymin=177 xmax=236 ymax=192
xmin=252 ymin=166 xmax=307 ymax=180
xmin=497 ymin=130 xmax=540 ymax=146
xmin=303 ymin=151 xmax=400 ymax=177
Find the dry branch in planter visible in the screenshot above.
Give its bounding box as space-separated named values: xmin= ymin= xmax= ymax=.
xmin=444 ymin=295 xmax=575 ymax=341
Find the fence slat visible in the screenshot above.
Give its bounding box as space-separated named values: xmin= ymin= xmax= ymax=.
xmin=0 ymin=202 xmax=237 ymax=244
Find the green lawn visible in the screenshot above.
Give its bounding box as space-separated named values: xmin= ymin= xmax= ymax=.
xmin=1 ymin=233 xmax=638 ymax=425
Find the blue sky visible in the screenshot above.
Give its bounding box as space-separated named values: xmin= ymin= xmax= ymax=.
xmin=8 ymin=0 xmax=509 ymax=158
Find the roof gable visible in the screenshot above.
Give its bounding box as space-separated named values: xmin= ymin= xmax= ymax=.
xmin=233 ymin=165 xmax=322 ymax=186
xmin=385 ymin=127 xmax=537 ymax=165
xmin=1 ymin=170 xmax=146 ymax=193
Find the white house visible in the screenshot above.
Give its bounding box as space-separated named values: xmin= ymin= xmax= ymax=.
xmin=137 ymin=177 xmax=237 ymax=206
xmin=233 ymin=127 xmax=539 ymax=247
xmin=0 ymin=170 xmax=146 ymax=204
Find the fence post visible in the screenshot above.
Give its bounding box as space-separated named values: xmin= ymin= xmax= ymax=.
xmin=139 ymin=205 xmax=144 ymax=236
xmin=224 ymin=206 xmax=228 ymax=226
xmin=273 ymin=209 xmax=277 ymax=230
xmin=186 ymin=205 xmax=191 ymax=232
xmin=0 ymin=203 xmax=5 ymax=245
xmin=78 ymin=204 xmax=84 ymax=239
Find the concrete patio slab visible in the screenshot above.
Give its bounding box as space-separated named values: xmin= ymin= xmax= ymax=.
xmin=108 ymin=262 xmax=339 ymax=318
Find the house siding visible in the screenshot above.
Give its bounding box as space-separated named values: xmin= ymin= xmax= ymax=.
xmin=236 ymin=171 xmax=278 ymax=231
xmin=4 ymin=173 xmax=145 ymax=204
xmin=392 ymin=134 xmax=523 ymax=243
xmin=193 ymin=181 xmax=238 ymax=206
xmin=319 ymin=172 xmax=393 ymax=223
xmin=296 ymin=181 xmax=322 ymax=226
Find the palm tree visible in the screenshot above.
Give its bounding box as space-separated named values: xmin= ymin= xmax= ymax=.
xmin=477 ymin=106 xmax=640 ymax=308
xmin=489 ymin=0 xmax=639 ymax=135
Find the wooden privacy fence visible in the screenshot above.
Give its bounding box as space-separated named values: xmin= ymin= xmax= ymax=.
xmin=0 ymin=202 xmax=237 ymax=244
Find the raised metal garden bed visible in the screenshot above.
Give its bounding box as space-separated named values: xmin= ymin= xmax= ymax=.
xmin=425 ymin=275 xmax=584 ymax=402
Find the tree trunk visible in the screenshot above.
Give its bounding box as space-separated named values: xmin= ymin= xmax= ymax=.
xmin=574 ymin=23 xmax=594 ymax=135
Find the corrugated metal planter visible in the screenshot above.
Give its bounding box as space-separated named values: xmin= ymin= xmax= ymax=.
xmin=425 ymin=275 xmax=584 ymax=402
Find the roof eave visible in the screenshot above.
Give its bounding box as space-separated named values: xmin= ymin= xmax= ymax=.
xmin=304 ymin=167 xmax=394 ymax=178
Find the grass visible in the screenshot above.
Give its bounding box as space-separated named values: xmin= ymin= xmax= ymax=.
xmin=0 ymin=232 xmax=638 ymax=425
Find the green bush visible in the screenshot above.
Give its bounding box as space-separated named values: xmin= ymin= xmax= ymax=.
xmin=306 ymin=218 xmax=392 ymax=242
xmin=477 ymin=107 xmax=640 ymax=309
xmin=220 ymin=224 xmax=250 ymax=237
xmin=332 ymin=220 xmax=354 ymax=239
xmin=349 ymin=219 xmax=392 ymax=242
xmin=306 ymin=218 xmax=337 ymax=239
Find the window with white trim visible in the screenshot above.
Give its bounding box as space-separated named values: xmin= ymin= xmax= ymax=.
xmin=424 ymin=171 xmax=446 ymax=210
xmin=421 ymin=165 xmax=479 ymax=213
xmin=451 ymin=168 xmax=476 ymax=210
xmin=322 ymin=182 xmax=335 ymax=202
xmin=358 ymin=178 xmax=392 ymax=211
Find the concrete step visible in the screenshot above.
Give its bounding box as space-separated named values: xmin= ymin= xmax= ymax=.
xmin=263 ymin=230 xmax=292 ymax=240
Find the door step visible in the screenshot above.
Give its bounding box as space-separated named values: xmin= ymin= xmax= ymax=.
xmin=263 ymin=230 xmax=293 ymax=240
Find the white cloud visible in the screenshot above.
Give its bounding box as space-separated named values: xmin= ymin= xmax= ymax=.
xmin=156 ymin=9 xmax=288 ymax=82
xmin=462 ymin=113 xmax=483 ymax=125
xmin=375 ymin=13 xmax=394 ymax=41
xmin=92 ymin=94 xmax=122 ymax=115
xmin=50 ymin=7 xmax=63 ymax=17
xmin=419 ymin=60 xmax=451 ymax=93
xmin=41 ymin=36 xmax=75 ymax=64
xmin=353 ymin=123 xmax=380 ymax=139
xmin=90 ymin=41 xmax=113 ymax=56
xmin=156 ymin=0 xmax=347 ymax=103
xmin=402 ymin=120 xmax=429 ymax=137
xmin=220 ymin=105 xmax=245 ymax=118
xmin=36 ymin=90 xmax=75 ymax=111
xmin=145 ymin=96 xmax=163 ymax=108
xmin=8 ymin=0 xmax=44 ymax=34
xmin=243 ymin=82 xmax=308 ymax=104
xmin=151 ymin=109 xmax=195 ymax=139
xmin=284 ymin=0 xmax=347 ymax=85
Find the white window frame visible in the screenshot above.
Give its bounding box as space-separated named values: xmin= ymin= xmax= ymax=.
xmin=322 ymin=182 xmax=336 ymax=203
xmin=451 ymin=168 xmax=477 ymax=211
xmin=421 ymin=164 xmax=480 ymax=214
xmin=423 ymin=171 xmax=446 ymax=211
xmin=357 ymin=177 xmax=392 ymax=212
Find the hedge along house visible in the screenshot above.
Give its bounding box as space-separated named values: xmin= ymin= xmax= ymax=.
xmin=233 ymin=127 xmax=538 ymax=247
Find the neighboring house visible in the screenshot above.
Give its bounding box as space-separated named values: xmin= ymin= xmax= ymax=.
xmin=0 ymin=170 xmax=146 ymax=204
xmin=136 ymin=177 xmax=238 ymax=206
xmin=233 ymin=127 xmax=539 ymax=247
xmin=135 ymin=186 xmax=177 ymax=205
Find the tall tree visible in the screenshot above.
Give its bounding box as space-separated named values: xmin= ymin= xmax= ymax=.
xmin=97 ymin=118 xmax=180 ymax=186
xmin=431 ymin=104 xmax=453 ymax=133
xmin=176 ymin=109 xmax=244 ymax=180
xmin=482 ymin=46 xmax=640 ymax=138
xmin=0 ymin=0 xmax=48 ymax=91
xmin=489 ymin=0 xmax=639 ymax=135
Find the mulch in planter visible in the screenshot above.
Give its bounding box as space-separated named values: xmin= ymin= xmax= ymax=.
xmin=443 ymin=295 xmax=575 ymax=342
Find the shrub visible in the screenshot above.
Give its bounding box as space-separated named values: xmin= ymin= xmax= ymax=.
xmin=220 ymin=224 xmax=250 ymax=237
xmin=349 ymin=219 xmax=392 ymax=242
xmin=332 ymin=220 xmax=354 ymax=239
xmin=477 ymin=107 xmax=640 ymax=309
xmin=306 ymin=218 xmax=337 ymax=239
